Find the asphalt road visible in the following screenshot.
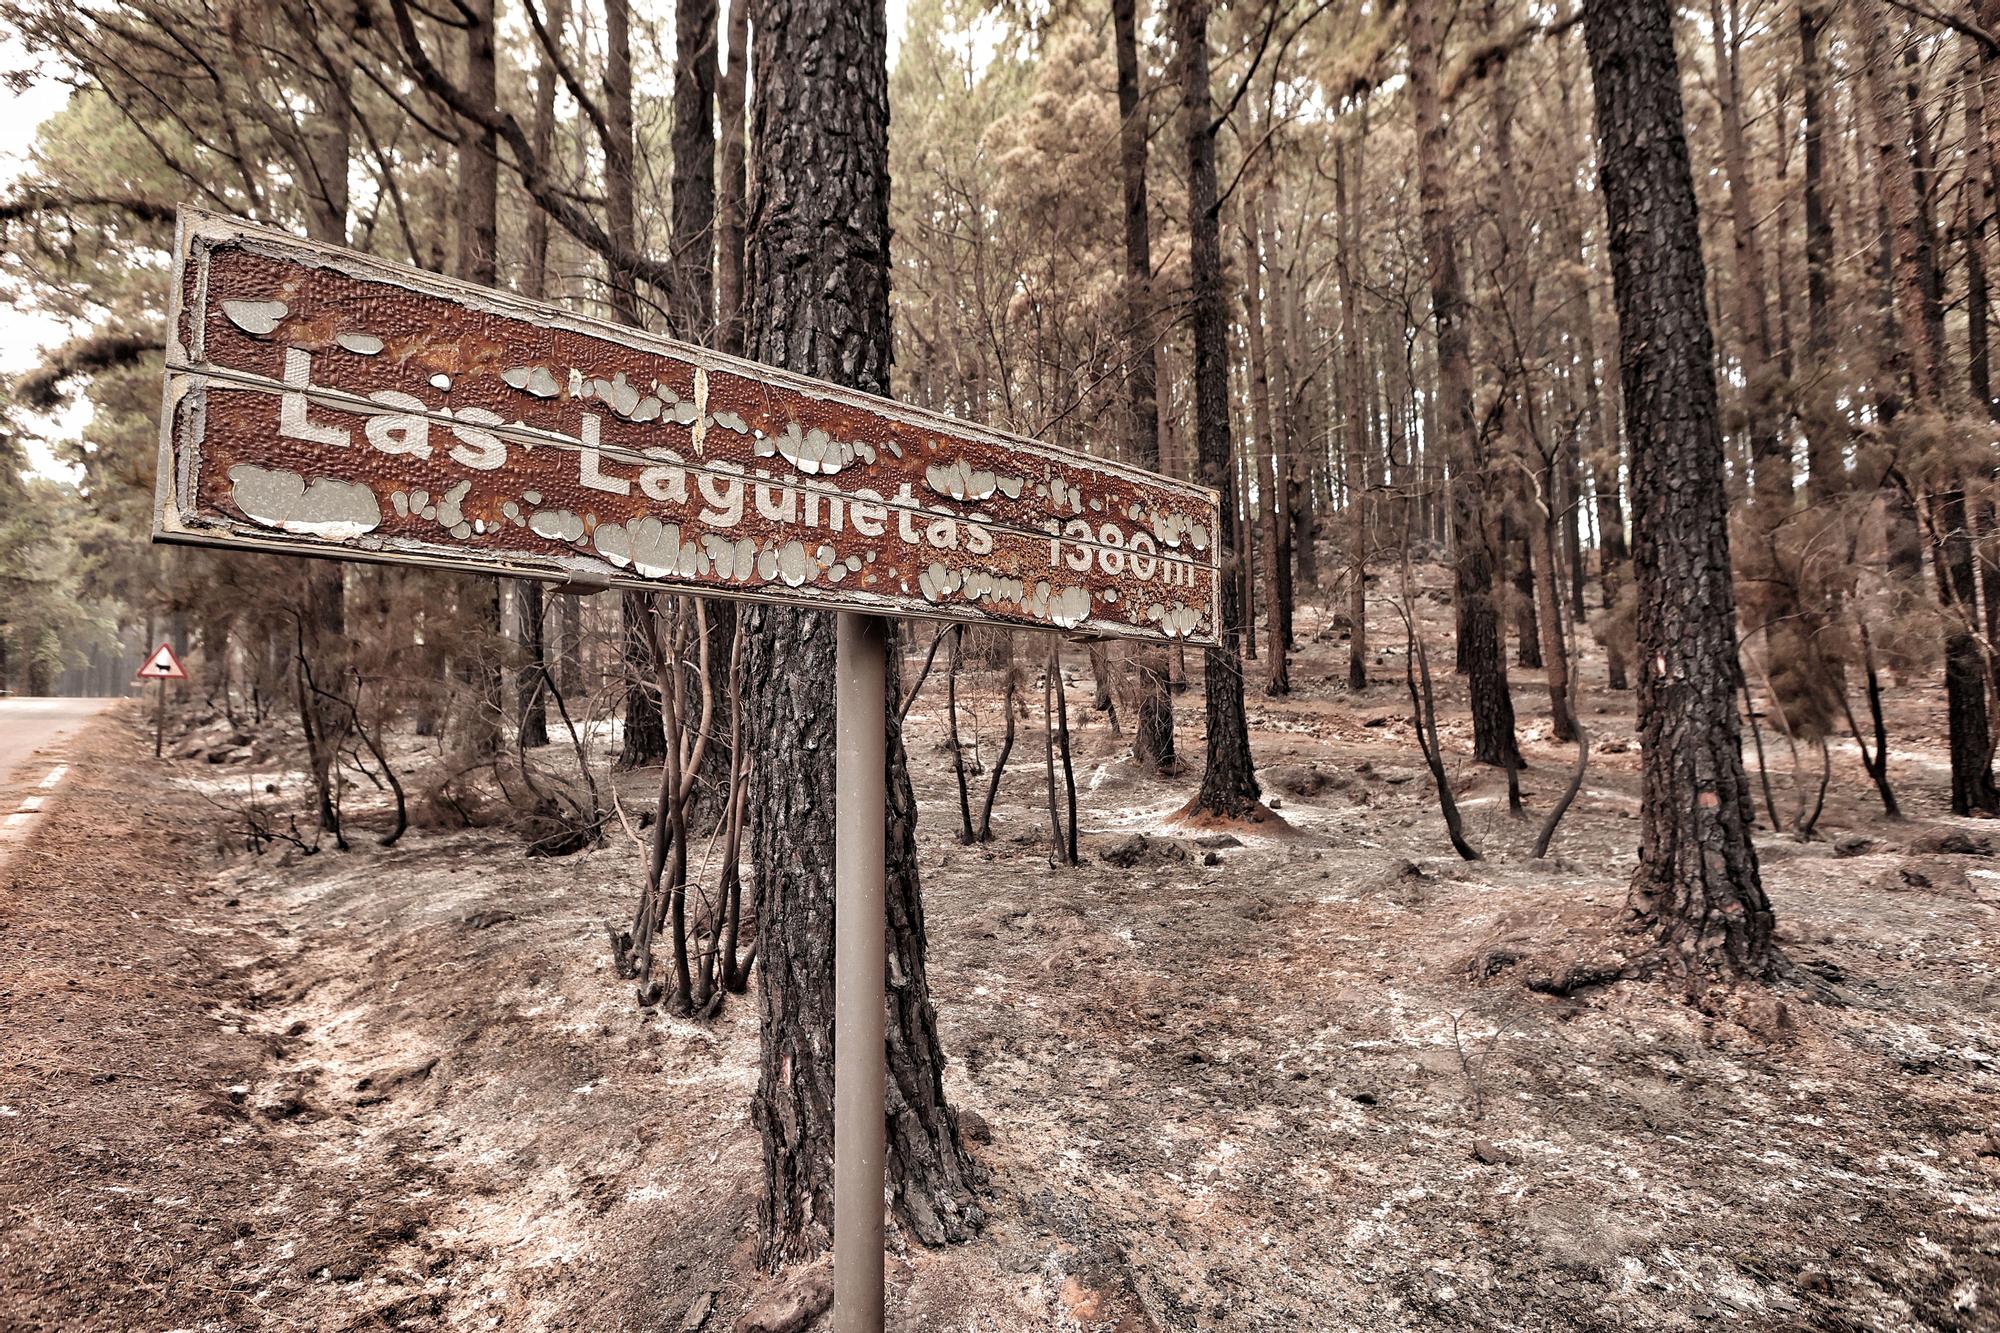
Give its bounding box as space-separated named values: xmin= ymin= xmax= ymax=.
xmin=0 ymin=697 xmax=121 ymax=784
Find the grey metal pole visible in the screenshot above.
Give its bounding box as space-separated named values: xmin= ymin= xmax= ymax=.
xmin=833 ymin=612 xmax=887 ymax=1333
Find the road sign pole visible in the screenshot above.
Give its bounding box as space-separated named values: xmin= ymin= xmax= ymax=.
xmin=833 ymin=611 xmax=887 ymax=1333
xmin=155 ymin=677 xmax=165 ymax=758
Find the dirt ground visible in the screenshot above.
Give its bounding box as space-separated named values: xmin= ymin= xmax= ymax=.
xmin=3 ymin=592 xmax=1998 ymax=1332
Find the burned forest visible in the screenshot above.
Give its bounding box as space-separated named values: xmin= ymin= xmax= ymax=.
xmin=2 ymin=0 xmax=1999 ymax=1328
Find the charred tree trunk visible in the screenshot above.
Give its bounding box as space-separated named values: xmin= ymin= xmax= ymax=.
xmin=294 ymin=0 xmax=357 ymax=826
xmin=1868 ymin=7 xmax=1998 ymax=814
xmin=672 ymin=0 xmax=718 ymax=339
xmin=717 ymin=0 xmax=750 ymax=356
xmin=558 ymin=591 xmax=583 ymax=698
xmin=979 ymin=646 xmax=1019 ymax=842
xmin=1933 ymin=485 xmax=2000 ymax=814
xmin=1800 ymin=1 xmax=1846 ymax=503
xmin=1112 ymin=0 xmax=1175 ymax=774
xmin=947 ymin=628 xmax=975 ymax=844
xmin=669 ymin=0 xmax=732 ymax=825
xmin=449 ymin=0 xmax=505 ymax=758
xmin=741 ymin=0 xmax=980 ymax=1268
xmin=1554 ymin=60 xmax=1630 ymax=692
xmin=515 ymin=585 xmax=550 ymax=747
xmin=513 ymin=10 xmax=563 ymax=753
xmin=1508 ymin=510 xmax=1542 ymax=669
xmin=1176 ymin=0 xmax=1262 ymax=821
xmin=1530 ymin=471 xmax=1577 ymax=744
xmin=602 ymin=0 xmax=667 ymax=771
xmin=1337 ymin=134 xmax=1368 ymax=691
xmin=1241 ymin=187 xmax=1290 ymax=695
xmin=1583 ymin=0 xmax=1776 ymax=980
xmin=1410 ymin=0 xmax=1521 ymax=769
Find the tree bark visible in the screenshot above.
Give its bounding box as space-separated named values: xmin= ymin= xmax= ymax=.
xmin=1241 ymin=187 xmax=1290 ymax=695
xmin=456 ymin=0 xmax=504 ymax=759
xmin=1176 ymin=0 xmax=1262 ymax=820
xmin=515 ymin=5 xmax=564 ymax=753
xmin=1409 ymin=0 xmax=1520 ymax=769
xmin=1554 ymin=58 xmax=1629 ymax=691
xmin=672 ymin=0 xmax=719 ymax=339
xmin=558 ymin=591 xmax=583 ymax=697
xmin=669 ymin=0 xmax=732 ymax=825
xmin=1337 ymin=134 xmax=1368 ymax=691
xmin=1582 ymin=0 xmax=1776 ymax=980
xmin=717 ymin=0 xmax=750 ymax=357
xmin=1865 ymin=4 xmax=1998 ymax=813
xmin=515 ymin=584 xmax=550 ymax=747
xmin=603 ymin=0 xmax=667 ymax=771
xmin=1508 ymin=511 xmax=1542 ymax=669
xmin=1112 ymin=0 xmax=1175 ymax=774
xmin=295 ymin=0 xmax=356 ymax=827
xmin=742 ymin=0 xmax=980 ymax=1267
xmin=1800 ymin=0 xmax=1846 ymax=503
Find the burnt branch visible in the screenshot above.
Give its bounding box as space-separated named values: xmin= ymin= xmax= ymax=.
xmin=12 ymin=331 xmax=163 ymax=410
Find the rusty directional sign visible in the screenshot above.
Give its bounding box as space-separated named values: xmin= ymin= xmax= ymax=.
xmin=155 ymin=210 xmax=1223 ymax=645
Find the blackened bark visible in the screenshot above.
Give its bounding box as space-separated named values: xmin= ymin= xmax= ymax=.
xmin=295 ymin=0 xmax=356 ymax=829
xmin=1531 ymin=480 xmax=1577 ymax=745
xmin=515 ymin=12 xmax=562 ymax=753
xmin=1410 ymin=0 xmax=1520 ymax=769
xmin=558 ymin=591 xmax=582 ymax=697
xmin=1112 ymin=0 xmax=1175 ymax=774
xmin=1508 ymin=511 xmax=1542 ymax=670
xmin=1582 ymin=0 xmax=1775 ymax=980
xmin=604 ymin=0 xmax=641 ymax=327
xmin=1866 ymin=6 xmax=1997 ymax=813
xmin=1262 ymin=190 xmax=1297 ymax=657
xmin=1555 ymin=61 xmax=1629 ymax=692
xmin=717 ymin=0 xmax=749 ymax=356
xmin=679 ymin=599 xmax=734 ymax=827
xmin=516 ymin=583 xmax=549 ymax=747
xmin=1241 ymin=188 xmax=1290 ymax=696
xmin=601 ymin=0 xmax=666 ymax=771
xmin=617 ymin=592 xmax=666 ymax=768
xmin=457 ymin=0 xmax=504 ymax=758
xmin=672 ymin=0 xmax=718 ymax=339
xmin=521 ymin=0 xmax=565 ymax=308
xmin=1176 ymin=0 xmax=1261 ymax=820
xmin=1337 ymin=134 xmax=1368 ymax=691
xmin=1800 ymin=0 xmax=1845 ymax=503
xmin=742 ymin=0 xmax=979 ymax=1267
xmin=669 ymin=0 xmax=732 ymax=824
xmin=1112 ymin=0 xmax=1156 ymax=467
xmin=1933 ymin=485 xmax=2000 ymax=813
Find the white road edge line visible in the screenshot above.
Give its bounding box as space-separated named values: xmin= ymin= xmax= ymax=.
xmin=1 ymin=766 xmax=71 ymax=832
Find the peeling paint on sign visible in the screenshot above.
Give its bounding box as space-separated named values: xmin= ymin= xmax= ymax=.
xmin=156 ymin=210 xmax=1223 ymax=644
xmin=228 ymin=462 xmax=381 ymax=540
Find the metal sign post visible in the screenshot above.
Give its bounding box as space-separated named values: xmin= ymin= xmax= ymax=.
xmin=150 ymin=209 xmax=1224 ymax=1330
xmin=833 ymin=613 xmax=887 ymax=1333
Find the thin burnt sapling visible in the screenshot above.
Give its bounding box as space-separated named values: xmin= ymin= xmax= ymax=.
xmin=947 ymin=626 xmax=976 ymax=845
xmin=1392 ymin=551 xmax=1481 ymax=863
xmin=1044 ymin=634 xmax=1079 ymax=867
xmin=978 ymin=635 xmax=1022 ymax=844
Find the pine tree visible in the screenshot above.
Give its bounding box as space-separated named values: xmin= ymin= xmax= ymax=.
xmin=1175 ymin=0 xmax=1262 ymax=822
xmin=1583 ymin=0 xmax=1776 ymax=979
xmin=740 ymin=0 xmax=981 ymax=1266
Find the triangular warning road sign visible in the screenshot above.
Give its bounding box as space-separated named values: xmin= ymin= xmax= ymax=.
xmin=135 ymin=642 xmax=188 ymax=681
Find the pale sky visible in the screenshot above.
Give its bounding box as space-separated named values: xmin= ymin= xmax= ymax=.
xmin=1 ymin=32 xmax=88 ymax=483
